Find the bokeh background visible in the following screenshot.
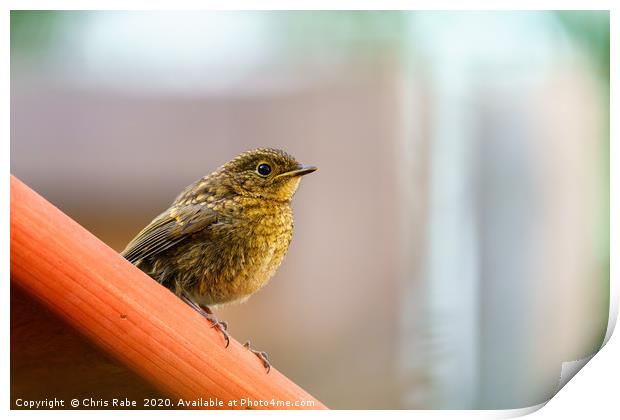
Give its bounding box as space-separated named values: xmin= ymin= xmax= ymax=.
xmin=10 ymin=11 xmax=609 ymax=409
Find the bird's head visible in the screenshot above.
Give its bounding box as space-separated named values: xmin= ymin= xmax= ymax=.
xmin=221 ymin=148 xmax=317 ymax=202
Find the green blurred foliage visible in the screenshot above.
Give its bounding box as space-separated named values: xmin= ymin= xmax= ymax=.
xmin=276 ymin=11 xmax=408 ymax=49
xmin=556 ymin=11 xmax=609 ymax=83
xmin=11 ymin=11 xmax=60 ymax=56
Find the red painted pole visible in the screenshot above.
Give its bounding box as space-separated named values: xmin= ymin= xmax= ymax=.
xmin=10 ymin=175 xmax=326 ymax=410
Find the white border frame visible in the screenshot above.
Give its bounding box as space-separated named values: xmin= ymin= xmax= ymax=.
xmin=2 ymin=2 xmax=616 ymax=418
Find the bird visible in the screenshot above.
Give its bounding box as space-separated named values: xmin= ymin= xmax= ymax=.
xmin=121 ymin=148 xmax=316 ymax=372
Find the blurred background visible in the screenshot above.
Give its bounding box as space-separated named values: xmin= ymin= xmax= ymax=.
xmin=10 ymin=11 xmax=609 ymax=409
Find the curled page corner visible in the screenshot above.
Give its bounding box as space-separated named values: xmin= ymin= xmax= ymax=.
xmin=499 ymin=402 xmax=548 ymax=418
xmin=555 ymin=354 xmax=596 ymax=395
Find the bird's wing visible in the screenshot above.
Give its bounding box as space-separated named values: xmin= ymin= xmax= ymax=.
xmin=121 ymin=204 xmax=218 ymax=264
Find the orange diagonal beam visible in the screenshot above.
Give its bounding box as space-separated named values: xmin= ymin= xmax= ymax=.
xmin=10 ymin=175 xmax=326 ymax=410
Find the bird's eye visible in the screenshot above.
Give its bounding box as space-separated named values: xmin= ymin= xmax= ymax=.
xmin=256 ymin=163 xmax=272 ymax=177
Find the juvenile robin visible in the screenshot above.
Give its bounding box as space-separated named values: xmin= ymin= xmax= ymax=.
xmin=121 ymin=148 xmax=316 ymax=372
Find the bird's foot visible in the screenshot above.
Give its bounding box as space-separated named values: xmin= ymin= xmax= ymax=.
xmin=244 ymin=340 xmax=271 ymax=373
xmin=198 ymin=304 xmax=229 ymax=331
xmin=181 ymin=296 xmax=230 ymax=347
xmin=204 ymin=314 xmax=230 ymax=348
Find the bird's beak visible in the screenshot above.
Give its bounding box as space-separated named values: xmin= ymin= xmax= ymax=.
xmin=276 ymin=166 xmax=317 ymax=179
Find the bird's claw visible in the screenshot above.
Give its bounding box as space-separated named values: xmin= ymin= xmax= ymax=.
xmin=181 ymin=295 xmax=230 ymax=347
xmin=244 ymin=341 xmax=271 ymax=373
xmin=211 ymin=320 xmax=230 ymax=348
